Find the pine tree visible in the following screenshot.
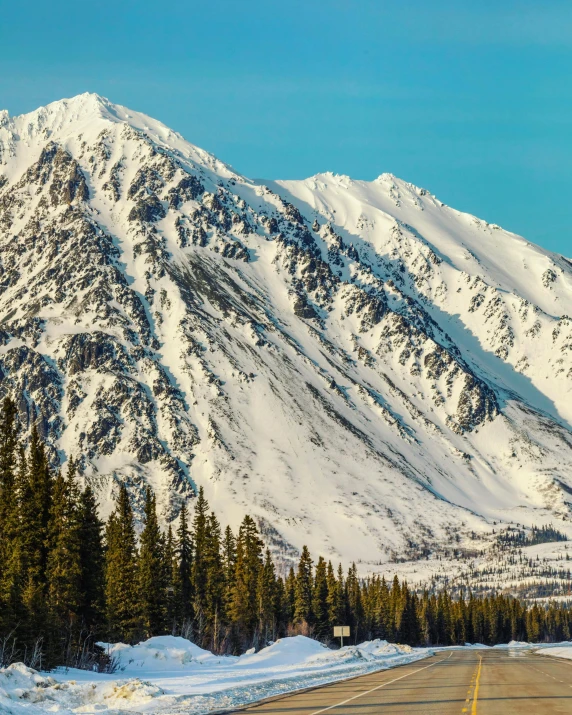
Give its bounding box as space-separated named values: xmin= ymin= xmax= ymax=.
xmin=45 ymin=461 xmax=83 ymax=663
xmin=346 ymin=563 xmax=363 ymax=643
xmin=378 ymin=576 xmax=393 ymax=640
xmin=19 ymin=431 xmax=53 ymax=648
xmin=0 ymin=398 xmax=20 ymax=637
xmin=327 ymin=564 xmax=346 ymax=632
xmin=0 ymin=397 xmax=18 ymax=534
xmin=257 ymin=548 xmax=278 ymax=643
xmin=284 ymin=566 xmax=296 ymax=624
xmin=138 ymin=487 xmax=167 ymax=638
xmin=77 ymin=484 xmax=105 ymax=630
xmin=20 ymin=428 xmax=52 ymax=584
xmin=164 ymin=525 xmax=177 ymax=632
xmin=204 ymin=512 xmax=225 ymax=651
xmin=294 ymin=546 xmax=313 ymax=627
xmin=397 ymin=583 xmax=420 ymax=645
xmin=104 ymin=484 xmax=139 ymax=642
xmin=312 ymin=556 xmax=329 ymax=639
xmin=174 ymin=503 xmax=193 ymax=629
xmin=222 ymin=525 xmax=236 ymax=616
xmin=325 ymin=561 xmax=338 ymax=630
xmin=191 ymin=487 xmax=210 ymax=641
xmin=229 ymin=515 xmax=263 ymax=650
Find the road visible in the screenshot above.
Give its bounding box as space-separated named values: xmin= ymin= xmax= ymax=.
xmin=234 ymin=649 xmax=572 ymax=714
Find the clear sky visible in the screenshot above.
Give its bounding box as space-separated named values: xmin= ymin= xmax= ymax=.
xmin=1 ymin=0 xmax=571 ymax=256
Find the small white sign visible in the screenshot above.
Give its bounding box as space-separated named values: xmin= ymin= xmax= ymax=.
xmin=333 ymin=626 xmax=350 ymax=637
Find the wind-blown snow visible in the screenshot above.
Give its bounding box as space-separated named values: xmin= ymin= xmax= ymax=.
xmin=1 ymin=93 xmax=572 ymax=574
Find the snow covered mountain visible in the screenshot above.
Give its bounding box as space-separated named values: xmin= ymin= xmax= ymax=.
xmin=1 ymin=92 xmax=572 ymax=570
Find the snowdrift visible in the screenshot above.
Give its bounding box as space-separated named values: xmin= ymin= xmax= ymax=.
xmin=0 ymin=635 xmax=428 ymax=714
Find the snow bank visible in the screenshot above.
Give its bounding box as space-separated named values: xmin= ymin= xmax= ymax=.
xmin=100 ymin=634 xmax=224 ymax=672
xmin=535 ymin=643 xmax=572 ymax=660
xmin=0 ymin=635 xmax=429 ymax=714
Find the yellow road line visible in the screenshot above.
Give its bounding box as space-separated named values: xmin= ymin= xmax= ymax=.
xmin=471 ymin=655 xmax=483 ymax=715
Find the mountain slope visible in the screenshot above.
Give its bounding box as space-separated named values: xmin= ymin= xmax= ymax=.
xmin=1 ymin=93 xmax=572 ymax=569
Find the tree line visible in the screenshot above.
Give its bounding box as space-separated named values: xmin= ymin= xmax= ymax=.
xmin=1 ymin=397 xmax=572 ymax=671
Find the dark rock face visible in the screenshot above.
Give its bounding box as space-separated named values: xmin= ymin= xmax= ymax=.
xmin=128 ymin=195 xmax=166 ymax=223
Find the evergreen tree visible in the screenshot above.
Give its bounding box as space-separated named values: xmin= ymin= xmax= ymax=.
xmin=312 ymin=556 xmax=329 ymax=640
xmin=104 ymin=484 xmax=139 ymax=642
xmin=257 ymin=548 xmax=278 ymax=643
xmin=0 ymin=398 xmax=20 ymax=637
xmin=19 ymin=431 xmax=53 ymax=649
xmin=346 ymin=563 xmax=363 ymax=643
xmin=77 ymin=484 xmax=105 ymax=629
xmin=222 ymin=525 xmax=236 ymax=616
xmin=138 ymin=487 xmax=167 ymax=638
xmin=378 ymin=576 xmax=393 ymax=641
xmin=294 ymin=546 xmax=313 ymax=627
xmin=204 ymin=512 xmax=225 ymax=651
xmin=0 ymin=397 xmax=18 ymax=534
xmin=229 ymin=516 xmax=263 ymax=650
xmin=284 ymin=566 xmax=296 ymax=624
xmin=46 ymin=461 xmax=83 ymax=662
xmin=397 ymin=583 xmax=420 ymax=645
xmin=191 ymin=487 xmax=210 ymax=641
xmin=174 ymin=503 xmax=193 ymax=629
xmin=164 ymin=525 xmax=177 ymax=632
xmin=325 ymin=561 xmax=337 ymax=630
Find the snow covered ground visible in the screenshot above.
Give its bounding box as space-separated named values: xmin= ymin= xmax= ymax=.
xmin=0 ymin=635 xmax=428 ymax=715
xmin=536 ymin=643 xmax=572 ymax=660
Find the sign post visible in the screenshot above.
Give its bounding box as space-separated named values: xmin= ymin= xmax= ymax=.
xmin=333 ymin=625 xmax=350 ymax=648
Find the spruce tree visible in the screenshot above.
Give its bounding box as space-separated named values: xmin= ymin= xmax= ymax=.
xmin=312 ymin=556 xmax=329 ymax=639
xmin=346 ymin=563 xmax=363 ymax=643
xmin=46 ymin=461 xmax=83 ymax=663
xmin=138 ymin=487 xmax=167 ymax=638
xmin=257 ymin=548 xmax=278 ymax=643
xmin=19 ymin=431 xmax=53 ymax=648
xmin=0 ymin=397 xmax=18 ymax=534
xmin=191 ymin=487 xmax=209 ymax=640
xmin=378 ymin=576 xmax=393 ymax=640
xmin=174 ymin=503 xmax=193 ymax=630
xmin=164 ymin=525 xmax=177 ymax=632
xmin=204 ymin=512 xmax=225 ymax=651
xmin=222 ymin=525 xmax=236 ymax=616
xmin=325 ymin=561 xmax=338 ymax=631
xmin=77 ymin=484 xmax=105 ymax=630
xmin=284 ymin=566 xmax=296 ymax=624
xmin=294 ymin=546 xmax=313 ymax=627
xmin=104 ymin=484 xmax=139 ymax=642
xmin=229 ymin=515 xmax=263 ymax=649
xmin=0 ymin=398 xmax=20 ymax=638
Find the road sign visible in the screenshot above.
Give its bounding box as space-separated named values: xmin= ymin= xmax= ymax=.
xmin=333 ymin=625 xmax=350 ymax=647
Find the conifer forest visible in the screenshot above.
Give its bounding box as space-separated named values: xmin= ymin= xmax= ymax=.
xmin=1 ymin=397 xmax=572 ymax=672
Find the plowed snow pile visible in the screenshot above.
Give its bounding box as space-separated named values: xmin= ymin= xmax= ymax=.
xmin=0 ymin=635 xmax=428 ymax=714
xmin=535 ymin=643 xmax=572 ymax=660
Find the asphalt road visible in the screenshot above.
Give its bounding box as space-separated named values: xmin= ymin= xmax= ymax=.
xmin=234 ymin=649 xmax=572 ymax=714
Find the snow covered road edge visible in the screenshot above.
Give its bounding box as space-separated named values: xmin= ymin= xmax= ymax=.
xmin=0 ymin=636 xmax=430 ymax=715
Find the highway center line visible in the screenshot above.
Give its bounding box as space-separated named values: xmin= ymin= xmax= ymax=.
xmin=471 ymin=655 xmax=482 ymax=715
xmin=308 ymin=651 xmax=453 ymax=715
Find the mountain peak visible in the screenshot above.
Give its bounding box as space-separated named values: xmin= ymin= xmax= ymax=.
xmin=1 ymin=93 xmax=572 ymax=573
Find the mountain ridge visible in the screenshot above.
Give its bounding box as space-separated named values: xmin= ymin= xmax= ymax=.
xmin=1 ymin=93 xmax=572 ymax=573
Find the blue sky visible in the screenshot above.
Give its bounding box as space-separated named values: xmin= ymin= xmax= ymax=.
xmin=1 ymin=0 xmax=571 ymax=256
